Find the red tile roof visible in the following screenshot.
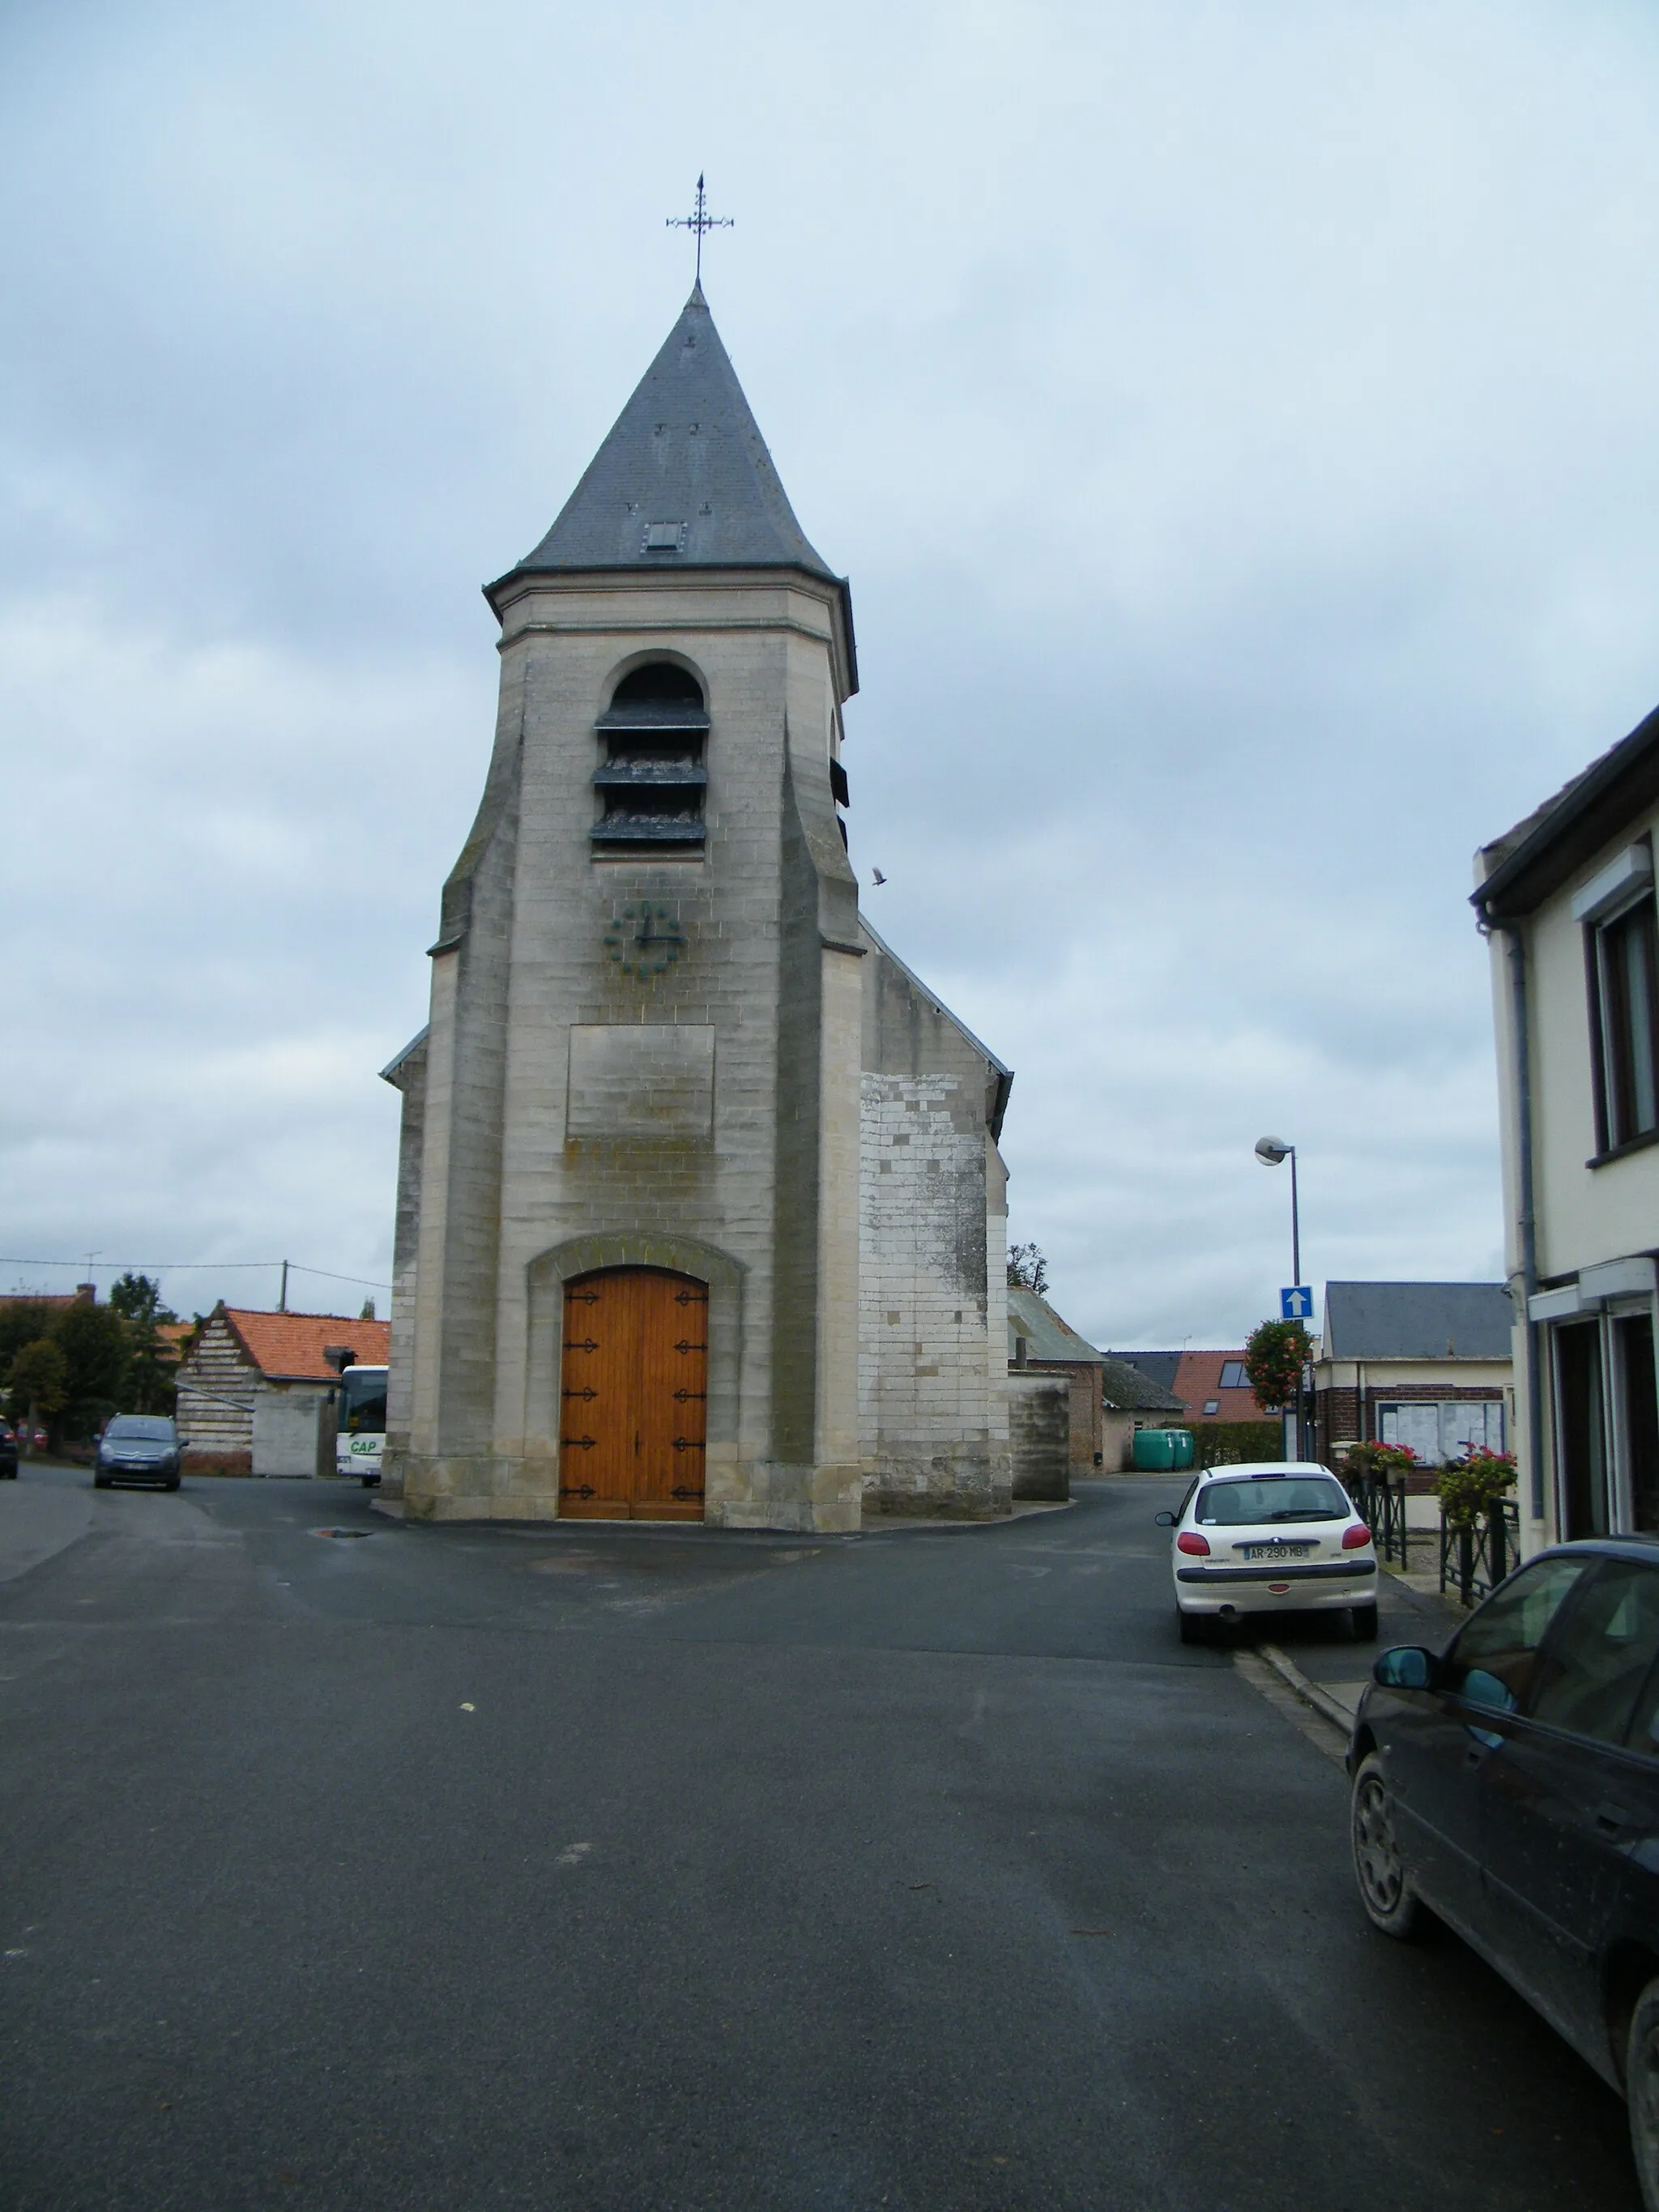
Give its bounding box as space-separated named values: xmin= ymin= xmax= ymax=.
xmin=1170 ymin=1349 xmax=1262 ymax=1423
xmin=221 ymin=1308 xmax=390 ymax=1382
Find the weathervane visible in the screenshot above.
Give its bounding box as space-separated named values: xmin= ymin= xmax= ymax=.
xmin=667 ymin=173 xmax=733 ymax=286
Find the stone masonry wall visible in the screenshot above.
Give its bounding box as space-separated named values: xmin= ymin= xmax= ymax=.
xmin=1009 ymin=1370 xmax=1069 ymax=1500
xmin=858 ymin=940 xmax=1011 ymax=1519
xmin=396 ymin=573 xmax=864 ymax=1528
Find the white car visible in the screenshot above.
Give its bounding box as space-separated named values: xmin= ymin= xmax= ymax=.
xmin=1158 ymin=1461 xmax=1379 ymax=1643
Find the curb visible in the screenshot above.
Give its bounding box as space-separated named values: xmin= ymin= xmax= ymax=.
xmin=1256 ymin=1642 xmax=1356 ymax=1735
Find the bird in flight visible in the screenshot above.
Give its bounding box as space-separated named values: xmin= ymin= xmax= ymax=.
xmin=871 ymin=868 xmax=887 ymax=886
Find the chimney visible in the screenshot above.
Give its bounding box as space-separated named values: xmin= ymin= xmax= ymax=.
xmin=75 ymin=1283 xmax=96 ymax=1304
xmin=1013 ymin=1335 xmax=1028 ymax=1369
xmin=322 ymin=1345 xmax=356 ymax=1375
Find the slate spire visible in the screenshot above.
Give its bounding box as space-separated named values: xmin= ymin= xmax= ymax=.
xmin=492 ymin=289 xmax=837 ymax=597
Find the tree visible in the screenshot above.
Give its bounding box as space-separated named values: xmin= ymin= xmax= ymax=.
xmin=52 ymin=1301 xmax=131 ymax=1438
xmin=109 ymin=1272 xmax=174 ymax=1328
xmin=1243 ymin=1319 xmax=1312 ymax=1414
xmin=109 ymin=1272 xmax=179 ymax=1415
xmin=0 ymin=1298 xmax=54 ymax=1379
xmin=1007 ymin=1242 xmax=1049 ymax=1295
xmin=360 ymin=1297 xmax=377 ymax=1321
xmin=7 ymin=1337 xmax=67 ymax=1451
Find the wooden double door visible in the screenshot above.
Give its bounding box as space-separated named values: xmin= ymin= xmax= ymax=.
xmin=559 ymin=1268 xmax=708 ymax=1520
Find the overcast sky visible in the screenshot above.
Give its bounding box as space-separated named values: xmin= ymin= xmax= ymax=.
xmin=4 ymin=0 xmax=1659 ymax=1346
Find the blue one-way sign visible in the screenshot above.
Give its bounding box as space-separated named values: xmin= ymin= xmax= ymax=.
xmin=1281 ymin=1286 xmax=1314 ymax=1321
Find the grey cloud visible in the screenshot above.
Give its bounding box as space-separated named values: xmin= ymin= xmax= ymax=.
xmin=2 ymin=0 xmax=1654 ymax=1338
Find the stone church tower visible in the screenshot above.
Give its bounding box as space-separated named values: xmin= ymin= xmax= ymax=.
xmin=380 ymin=287 xmax=1013 ymax=1531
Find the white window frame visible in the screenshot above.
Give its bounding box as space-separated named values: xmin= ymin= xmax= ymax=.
xmin=1376 ymin=1400 xmax=1505 ymax=1465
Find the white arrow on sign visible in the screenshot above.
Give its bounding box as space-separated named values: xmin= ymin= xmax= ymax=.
xmin=1282 ymin=1287 xmax=1312 ymax=1319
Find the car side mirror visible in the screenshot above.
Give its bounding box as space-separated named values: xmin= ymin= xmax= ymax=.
xmin=1372 ymin=1646 xmax=1435 ymax=1690
xmin=1154 ymin=1511 xmax=1176 ymax=1527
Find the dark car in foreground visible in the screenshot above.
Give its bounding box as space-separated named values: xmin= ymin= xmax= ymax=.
xmin=1348 ymin=1538 xmax=1659 ymax=2206
xmin=94 ymin=1415 xmax=182 ymax=1490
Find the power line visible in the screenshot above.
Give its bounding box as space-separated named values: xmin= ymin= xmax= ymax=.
xmin=0 ymin=1258 xmax=393 ymax=1290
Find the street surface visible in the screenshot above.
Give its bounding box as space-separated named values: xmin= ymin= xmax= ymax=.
xmin=0 ymin=1468 xmax=1638 ymax=2211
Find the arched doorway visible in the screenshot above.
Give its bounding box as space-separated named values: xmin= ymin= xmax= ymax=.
xmin=559 ymin=1268 xmax=708 ymax=1519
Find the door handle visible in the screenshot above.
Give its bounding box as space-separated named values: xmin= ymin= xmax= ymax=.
xmin=1597 ymin=1801 xmax=1638 ymax=1837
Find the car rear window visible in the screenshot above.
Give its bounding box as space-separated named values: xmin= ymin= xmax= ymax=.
xmin=105 ymin=1417 xmax=174 ymax=1440
xmin=1195 ymin=1477 xmax=1347 ymax=1524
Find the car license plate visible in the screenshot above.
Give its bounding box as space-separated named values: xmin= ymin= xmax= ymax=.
xmin=1245 ymin=1543 xmax=1313 ymax=1562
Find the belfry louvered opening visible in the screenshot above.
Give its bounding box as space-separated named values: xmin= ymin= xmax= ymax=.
xmin=592 ymin=663 xmax=709 ymax=850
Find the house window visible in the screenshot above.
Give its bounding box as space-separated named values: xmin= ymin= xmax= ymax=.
xmin=1203 ymin=1400 xmax=1221 ymax=1417
xmin=1218 ymin=1361 xmax=1248 ymax=1390
xmin=593 ymin=663 xmax=709 ymax=850
xmin=1377 ymin=1400 xmax=1504 ymax=1464
xmin=1577 ymin=844 xmax=1659 ymax=1152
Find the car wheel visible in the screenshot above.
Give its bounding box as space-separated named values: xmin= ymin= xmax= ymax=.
xmin=1177 ymin=1609 xmax=1206 ymax=1645
xmin=1627 ymin=1978 xmax=1659 ymax=2212
xmin=165 ymin=1477 xmax=181 ymax=1491
xmin=1351 ymin=1601 xmax=1379 ymax=1641
xmin=93 ymin=1474 xmax=110 ymax=1489
xmin=1350 ymin=1751 xmax=1421 ymax=1939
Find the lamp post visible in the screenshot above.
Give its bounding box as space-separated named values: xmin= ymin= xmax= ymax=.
xmin=1253 ymin=1136 xmax=1299 ymax=1288
xmin=1255 ymin=1136 xmax=1306 ymax=1456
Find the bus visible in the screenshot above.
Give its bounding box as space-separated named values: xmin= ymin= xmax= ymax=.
xmin=335 ymin=1364 xmax=388 ymax=1484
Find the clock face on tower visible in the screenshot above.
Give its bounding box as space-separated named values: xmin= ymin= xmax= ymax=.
xmin=604 ymin=902 xmax=689 ymax=978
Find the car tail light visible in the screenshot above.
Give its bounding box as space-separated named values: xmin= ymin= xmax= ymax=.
xmin=1176 ymin=1529 xmax=1210 ymax=1556
xmin=1341 ymin=1522 xmax=1372 ymax=1549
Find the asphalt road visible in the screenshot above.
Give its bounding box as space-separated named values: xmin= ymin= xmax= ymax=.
xmin=0 ymin=1468 xmax=1639 ymax=2212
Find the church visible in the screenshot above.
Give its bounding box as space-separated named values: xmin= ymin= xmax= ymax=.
xmin=378 ymin=284 xmax=1015 ymax=1532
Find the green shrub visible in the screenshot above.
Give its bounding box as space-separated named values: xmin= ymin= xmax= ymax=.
xmin=1435 ymin=1447 xmax=1517 ymax=1530
xmin=1194 ymin=1420 xmax=1289 ymax=1469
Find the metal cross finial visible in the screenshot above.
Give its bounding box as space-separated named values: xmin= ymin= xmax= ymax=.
xmin=667 ymin=173 xmax=733 ymax=285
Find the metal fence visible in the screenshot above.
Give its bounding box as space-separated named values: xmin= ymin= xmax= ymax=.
xmin=1350 ymin=1473 xmax=1411 ymax=1573
xmin=1439 ymin=1499 xmax=1522 ymax=1608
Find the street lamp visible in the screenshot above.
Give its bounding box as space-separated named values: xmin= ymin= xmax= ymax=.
xmin=1254 ymin=1136 xmax=1300 ymax=1289
xmin=1256 ymin=1136 xmax=1305 ymax=1460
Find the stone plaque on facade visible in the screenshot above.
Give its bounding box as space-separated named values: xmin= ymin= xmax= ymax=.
xmin=566 ymin=1024 xmax=714 ymax=1137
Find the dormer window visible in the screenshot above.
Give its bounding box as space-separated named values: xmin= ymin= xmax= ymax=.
xmin=592 ymin=663 xmax=708 ymax=851
xmin=642 ymin=521 xmax=686 ymax=554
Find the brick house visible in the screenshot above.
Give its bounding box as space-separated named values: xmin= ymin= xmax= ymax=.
xmin=1007 ymin=1287 xmax=1106 ymax=1469
xmin=1098 ymin=1357 xmax=1188 ymax=1470
xmin=1111 ymin=1349 xmax=1259 ymax=1426
xmin=175 ymin=1306 xmax=391 ymax=1477
xmin=1310 ymin=1281 xmax=1512 ymax=1466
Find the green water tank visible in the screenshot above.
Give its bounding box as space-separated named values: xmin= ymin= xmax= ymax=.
xmin=1132 ymin=1427 xmax=1195 ymax=1472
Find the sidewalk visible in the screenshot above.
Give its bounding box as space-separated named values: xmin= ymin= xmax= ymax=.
xmin=1252 ymin=1562 xmax=1466 ymax=1727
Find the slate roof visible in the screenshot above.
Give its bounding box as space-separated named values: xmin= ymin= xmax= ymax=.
xmin=1007 ymin=1287 xmax=1101 ymax=1364
xmin=1107 ymin=1350 xmax=1182 ymax=1394
xmin=214 ymin=1308 xmax=391 ymax=1383
xmin=489 ymin=287 xmax=845 ymax=612
xmin=1321 ymin=1281 xmax=1512 ymax=1362
xmin=1004 ymin=1293 xmax=1185 ymax=1411
xmin=1098 ymin=1357 xmax=1187 ymax=1414
xmin=1474 ymin=697 xmax=1659 ymax=923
